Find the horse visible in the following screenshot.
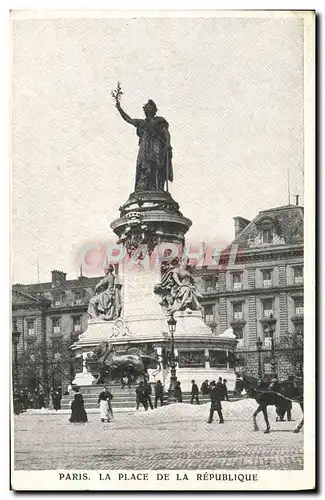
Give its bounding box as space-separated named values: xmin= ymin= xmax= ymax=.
xmin=91 ymin=342 xmax=161 ymax=384
xmin=234 ymin=373 xmax=303 ymax=434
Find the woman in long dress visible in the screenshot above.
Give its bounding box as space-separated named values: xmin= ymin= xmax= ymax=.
xmin=98 ymin=387 xmax=113 ymax=423
xmin=69 ymin=393 xmax=88 ymax=423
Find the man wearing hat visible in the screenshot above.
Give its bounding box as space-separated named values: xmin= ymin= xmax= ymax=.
xmin=190 ymin=379 xmax=199 ymax=405
xmin=207 ymin=379 xmax=224 ymax=424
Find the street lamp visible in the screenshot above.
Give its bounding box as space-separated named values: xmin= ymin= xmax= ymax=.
xmin=256 ymin=336 xmax=263 ymax=380
xmin=268 ymin=313 xmax=277 ymax=377
xmin=167 ymin=314 xmax=177 ymax=399
xmin=12 ymin=318 xmax=21 ymax=389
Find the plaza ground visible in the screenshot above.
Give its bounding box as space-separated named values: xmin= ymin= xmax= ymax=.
xmin=14 ymin=400 xmax=303 ymax=470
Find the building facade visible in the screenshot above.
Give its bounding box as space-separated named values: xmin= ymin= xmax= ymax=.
xmin=12 ymin=204 xmax=304 ymax=388
xmin=196 ymin=204 xmax=304 ymax=379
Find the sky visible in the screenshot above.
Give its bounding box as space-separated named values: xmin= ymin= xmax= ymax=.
xmin=11 ymin=14 xmax=304 ymax=284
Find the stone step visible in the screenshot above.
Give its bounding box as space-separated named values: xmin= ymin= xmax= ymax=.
xmin=60 ymin=392 xmax=239 ymax=410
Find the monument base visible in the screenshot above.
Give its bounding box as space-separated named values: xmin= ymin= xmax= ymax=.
xmin=72 ymin=372 xmax=95 ymax=386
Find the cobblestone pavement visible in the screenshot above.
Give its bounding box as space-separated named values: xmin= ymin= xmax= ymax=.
xmin=14 ymin=401 xmax=303 ymax=470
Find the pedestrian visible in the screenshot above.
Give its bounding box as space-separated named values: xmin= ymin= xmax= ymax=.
xmin=136 ymin=381 xmax=148 ymax=410
xmin=200 ymin=379 xmax=210 ymax=395
xmin=154 ymin=380 xmax=164 ymax=408
xmin=268 ymin=377 xmax=281 ymax=393
xmin=13 ymin=390 xmax=22 ymax=415
xmin=222 ymin=379 xmax=229 ymax=401
xmin=207 ymin=379 xmax=224 ymax=424
xmin=144 ymin=381 xmax=154 ymax=410
xmin=38 ymin=389 xmax=45 ymax=409
xmin=28 ymin=391 xmax=35 ymax=409
xmin=190 ymin=379 xmax=199 ymax=404
xmin=69 ymin=392 xmax=88 ymax=423
xmin=52 ymin=389 xmax=61 ymax=411
xmin=98 ymin=386 xmax=113 ymax=423
xmin=121 ymin=375 xmax=128 ymax=390
xmin=277 ymin=375 xmax=295 ymax=422
xmin=174 ymin=381 xmax=182 ymax=402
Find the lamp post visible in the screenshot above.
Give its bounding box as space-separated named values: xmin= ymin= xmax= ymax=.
xmin=268 ymin=313 xmax=277 ymax=377
xmin=167 ymin=314 xmax=177 ymax=399
xmin=256 ymin=336 xmax=263 ymax=380
xmin=12 ymin=318 xmax=21 ymax=390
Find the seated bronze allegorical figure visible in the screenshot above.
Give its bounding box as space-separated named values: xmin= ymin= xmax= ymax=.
xmin=87 ymin=265 xmax=122 ymax=321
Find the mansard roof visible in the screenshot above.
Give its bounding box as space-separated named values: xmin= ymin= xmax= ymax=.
xmin=13 ymin=276 xmax=99 ymax=294
xmin=12 ymin=286 xmax=51 ymax=308
xmin=232 ymin=204 xmax=304 ymax=249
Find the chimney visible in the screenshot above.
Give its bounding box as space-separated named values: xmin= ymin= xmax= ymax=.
xmin=295 ymin=195 xmax=299 ymax=206
xmin=233 ymin=216 xmax=250 ymax=239
xmin=51 ymin=270 xmax=67 ymax=288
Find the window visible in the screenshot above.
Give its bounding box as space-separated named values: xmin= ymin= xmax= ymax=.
xmin=73 ymin=316 xmax=81 ymax=332
xmin=262 ymin=229 xmax=273 ymax=244
xmin=294 ymin=297 xmax=304 ymax=316
xmin=232 ymin=273 xmax=242 ymax=290
xmin=233 ymin=302 xmax=243 ymax=320
xmin=262 ymin=298 xmax=273 ymax=317
xmin=262 ymin=269 xmax=272 ymax=287
xmin=294 ymin=267 xmax=303 ymax=284
xmin=26 ymin=319 xmax=35 ymax=336
xmin=75 ymin=291 xmax=82 ymax=304
xmin=233 ymin=326 xmax=244 ymax=340
xmin=52 ymin=339 xmax=62 ymax=353
xmin=204 ymin=278 xmax=215 ymax=292
xmin=263 ymin=353 xmax=272 ymax=374
xmin=204 ymin=305 xmax=214 ymax=323
xmin=294 ymin=323 xmax=303 ymax=335
xmin=263 ymin=324 xmax=272 ymax=346
xmin=53 ymin=294 xmax=61 ymax=306
xmin=52 ymin=318 xmax=61 ymax=334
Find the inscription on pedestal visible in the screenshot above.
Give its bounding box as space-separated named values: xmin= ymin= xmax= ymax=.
xmin=122 ymin=266 xmax=162 ymax=319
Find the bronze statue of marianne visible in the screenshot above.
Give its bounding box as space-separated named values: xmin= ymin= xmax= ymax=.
xmin=112 ymin=84 xmax=173 ymax=192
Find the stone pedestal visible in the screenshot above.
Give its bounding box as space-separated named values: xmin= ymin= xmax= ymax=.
xmin=72 ymin=190 xmax=238 ymax=388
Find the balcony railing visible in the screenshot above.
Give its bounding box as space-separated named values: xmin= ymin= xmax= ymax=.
xmin=263 ymin=280 xmax=272 ymax=288
xmin=233 ymin=312 xmax=243 ymax=320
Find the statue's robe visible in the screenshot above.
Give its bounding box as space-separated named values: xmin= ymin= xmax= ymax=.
xmin=133 ymin=116 xmax=173 ymax=191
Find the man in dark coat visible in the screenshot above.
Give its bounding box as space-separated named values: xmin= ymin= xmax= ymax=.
xmin=52 ymin=389 xmax=61 ymax=411
xmin=200 ymin=379 xmax=210 ymax=395
xmin=222 ymin=379 xmax=229 ymax=401
xmin=154 ymin=380 xmax=164 ymax=408
xmin=190 ymin=379 xmax=199 ymax=405
xmin=174 ymin=381 xmax=182 ymax=402
xmin=136 ymin=382 xmax=148 ymax=410
xmin=38 ymin=389 xmax=45 ymax=409
xmin=144 ymin=382 xmax=154 ymax=410
xmin=277 ymin=375 xmax=295 ymax=422
xmin=207 ymin=379 xmax=224 ymax=424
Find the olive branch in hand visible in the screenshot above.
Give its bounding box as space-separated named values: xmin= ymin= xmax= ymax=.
xmin=111 ymin=82 xmax=123 ymax=103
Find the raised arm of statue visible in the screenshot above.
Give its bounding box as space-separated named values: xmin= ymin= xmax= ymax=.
xmin=115 ymin=101 xmax=138 ymax=127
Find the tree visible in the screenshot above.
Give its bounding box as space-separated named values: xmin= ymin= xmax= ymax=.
xmin=276 ymin=331 xmax=303 ymax=376
xmin=16 ymin=337 xmax=76 ymax=394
